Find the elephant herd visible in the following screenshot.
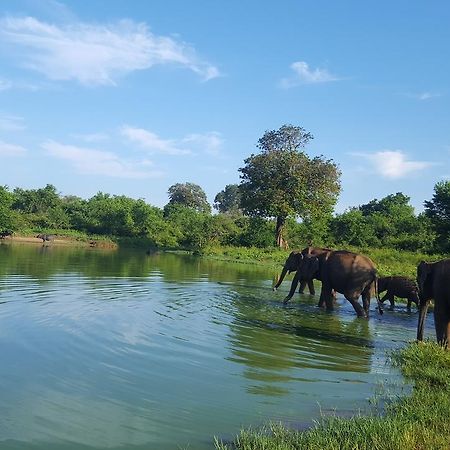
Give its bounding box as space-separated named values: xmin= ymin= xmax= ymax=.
xmin=273 ymin=246 xmax=450 ymax=346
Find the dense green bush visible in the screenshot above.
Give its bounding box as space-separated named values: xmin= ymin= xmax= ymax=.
xmin=2 ymin=184 xmax=449 ymax=255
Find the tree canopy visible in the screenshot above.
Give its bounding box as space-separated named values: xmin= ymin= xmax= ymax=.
xmin=239 ymin=124 xmax=341 ymax=247
xmin=167 ymin=182 xmax=211 ymax=214
xmin=424 ymin=180 xmax=450 ymax=252
xmin=214 ymin=184 xmax=242 ymax=214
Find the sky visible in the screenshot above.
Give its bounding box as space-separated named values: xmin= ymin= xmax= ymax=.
xmin=0 ymin=0 xmax=449 ymax=213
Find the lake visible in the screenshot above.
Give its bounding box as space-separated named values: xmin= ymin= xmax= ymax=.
xmin=0 ymin=243 xmax=429 ymax=450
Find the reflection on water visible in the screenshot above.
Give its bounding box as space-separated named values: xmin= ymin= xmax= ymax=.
xmin=0 ymin=243 xmax=430 ymax=450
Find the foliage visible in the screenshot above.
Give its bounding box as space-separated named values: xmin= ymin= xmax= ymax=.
xmin=214 ymin=184 xmax=242 ymax=214
xmin=163 ymin=203 xmax=214 ymax=250
xmin=0 ymin=185 xmax=16 ymax=232
xmin=167 ymin=182 xmax=211 ymax=213
xmin=239 ymin=124 xmax=341 ymax=246
xmin=330 ymin=193 xmax=435 ymax=252
xmin=424 ymin=180 xmax=450 ymax=252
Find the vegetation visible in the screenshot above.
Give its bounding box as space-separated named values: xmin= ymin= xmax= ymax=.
xmin=424 ymin=180 xmax=450 ymax=252
xmin=239 ymin=125 xmax=341 ymax=247
xmin=215 ymin=342 xmax=450 ymax=450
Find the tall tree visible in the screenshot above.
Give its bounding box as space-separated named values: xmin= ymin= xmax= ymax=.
xmin=424 ymin=181 xmax=450 ymax=251
xmin=213 ymin=184 xmax=242 ymax=214
xmin=167 ymin=182 xmax=211 ymax=214
xmin=239 ymin=124 xmax=341 ymax=247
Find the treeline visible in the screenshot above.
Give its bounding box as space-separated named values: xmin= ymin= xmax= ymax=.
xmin=1 ymin=182 xmax=449 ymax=254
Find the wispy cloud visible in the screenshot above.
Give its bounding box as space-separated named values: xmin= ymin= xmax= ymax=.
xmin=352 ymin=150 xmax=433 ymax=179
xmin=280 ymin=61 xmax=339 ymax=88
xmin=70 ymin=132 xmax=110 ymax=143
xmin=0 ymin=16 xmax=220 ymax=86
xmin=121 ymin=125 xmax=224 ymax=156
xmin=402 ymin=91 xmax=442 ymax=101
xmin=42 ymin=140 xmax=163 ymax=178
xmin=182 ymin=132 xmax=223 ymax=156
xmin=120 ymin=126 xmax=190 ymax=155
xmin=0 ymin=114 xmax=25 ymax=131
xmin=0 ymin=140 xmax=27 ymax=156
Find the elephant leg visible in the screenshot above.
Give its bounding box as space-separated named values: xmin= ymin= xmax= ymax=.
xmin=307 ymin=279 xmax=315 ymax=295
xmin=331 ymin=289 xmax=337 ymax=303
xmin=361 ymin=289 xmax=371 ymax=317
xmin=416 ymin=300 xmax=430 ymax=341
xmin=433 ymin=301 xmax=450 ymax=347
xmin=409 ymin=292 xmax=420 ymax=309
xmin=298 ymin=280 xmax=307 ymax=294
xmin=346 ymin=295 xmax=367 ymax=318
xmin=318 ymin=286 xmax=334 ymax=311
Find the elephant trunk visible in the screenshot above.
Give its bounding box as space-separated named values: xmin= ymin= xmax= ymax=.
xmin=273 ymin=266 xmax=289 ymax=291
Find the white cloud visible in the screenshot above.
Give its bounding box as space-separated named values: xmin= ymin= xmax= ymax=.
xmin=71 ymin=132 xmax=110 ymax=143
xmin=0 ymin=114 xmax=25 ymax=131
xmin=0 ymin=16 xmax=220 ymax=85
xmin=42 ymin=140 xmax=163 ymax=178
xmin=403 ymin=91 xmax=441 ymax=101
xmin=120 ymin=126 xmax=190 ymax=155
xmin=121 ymin=126 xmax=224 ymax=156
xmin=182 ymin=132 xmax=223 ymax=156
xmin=354 ymin=150 xmax=432 ymax=179
xmin=280 ymin=61 xmax=339 ymax=88
xmin=0 ymin=140 xmax=27 ymax=156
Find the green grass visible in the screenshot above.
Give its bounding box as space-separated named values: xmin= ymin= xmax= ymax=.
xmin=214 ymin=342 xmax=450 ymax=450
xmin=201 ymin=245 xmax=446 ymax=279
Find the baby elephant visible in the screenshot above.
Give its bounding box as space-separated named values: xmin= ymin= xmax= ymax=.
xmin=378 ymin=276 xmax=419 ymax=309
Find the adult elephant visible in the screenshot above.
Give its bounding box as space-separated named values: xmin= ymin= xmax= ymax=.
xmin=273 ymin=247 xmax=333 ymax=295
xmin=416 ymin=259 xmax=450 ymax=346
xmin=284 ymin=250 xmax=380 ymax=318
xmin=378 ymin=276 xmax=419 ymax=309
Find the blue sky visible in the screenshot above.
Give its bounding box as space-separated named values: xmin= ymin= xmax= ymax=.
xmin=1 ymin=0 xmax=449 ymax=213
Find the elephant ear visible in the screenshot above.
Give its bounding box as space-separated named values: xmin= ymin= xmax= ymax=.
xmin=301 ymin=255 xmax=319 ymax=278
xmin=417 ymin=261 xmax=433 ymax=300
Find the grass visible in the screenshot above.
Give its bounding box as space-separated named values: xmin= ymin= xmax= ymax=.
xmin=201 ymin=245 xmax=445 ymax=279
xmin=214 ymin=342 xmax=450 ymax=450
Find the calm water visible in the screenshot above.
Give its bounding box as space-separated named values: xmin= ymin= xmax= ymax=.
xmin=0 ymin=243 xmax=430 ymax=450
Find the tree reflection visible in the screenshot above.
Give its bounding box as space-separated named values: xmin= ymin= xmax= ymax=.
xmin=225 ymin=286 xmax=374 ymax=397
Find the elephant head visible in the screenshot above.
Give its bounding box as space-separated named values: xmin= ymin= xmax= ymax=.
xmin=273 ymin=251 xmax=303 ymax=290
xmin=298 ymin=254 xmax=320 ymax=280
xmin=417 ymin=261 xmax=434 ymax=302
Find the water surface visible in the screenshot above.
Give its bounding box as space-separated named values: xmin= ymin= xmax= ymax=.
xmin=0 ymin=244 xmax=430 ymax=449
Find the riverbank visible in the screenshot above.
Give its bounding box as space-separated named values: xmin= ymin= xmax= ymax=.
xmin=1 ymin=231 xmax=117 ymax=248
xmin=215 ymin=342 xmax=450 ymax=450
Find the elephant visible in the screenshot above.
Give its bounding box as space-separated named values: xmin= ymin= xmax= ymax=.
xmin=378 ymin=276 xmax=419 ymax=309
xmin=284 ymin=250 xmax=380 ymax=318
xmin=0 ymin=230 xmax=12 ymax=239
xmin=416 ymin=259 xmax=450 ymax=346
xmin=273 ymin=247 xmax=333 ymax=295
xmin=36 ymin=233 xmax=56 ymax=243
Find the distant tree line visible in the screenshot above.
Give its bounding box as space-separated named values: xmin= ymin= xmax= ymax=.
xmin=1 ymin=124 xmax=449 ymax=254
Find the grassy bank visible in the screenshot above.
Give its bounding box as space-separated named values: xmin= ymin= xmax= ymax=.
xmin=215 ymin=342 xmax=450 ymax=450
xmin=200 ymin=245 xmax=444 ymax=279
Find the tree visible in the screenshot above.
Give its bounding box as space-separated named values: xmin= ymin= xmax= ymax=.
xmin=239 ymin=124 xmax=341 ymax=247
xmin=166 ymin=182 xmax=211 ymax=214
xmin=0 ymin=186 xmax=15 ymax=231
xmin=424 ymin=181 xmax=450 ymax=252
xmin=213 ymin=184 xmax=242 ymax=214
